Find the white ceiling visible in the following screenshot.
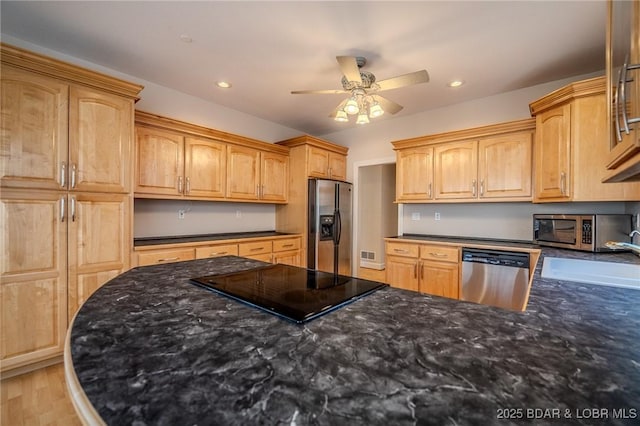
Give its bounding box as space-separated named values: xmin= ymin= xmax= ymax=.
xmin=1 ymin=1 xmax=607 ymax=136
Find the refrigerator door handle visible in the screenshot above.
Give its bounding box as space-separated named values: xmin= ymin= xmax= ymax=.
xmin=334 ymin=209 xmax=342 ymax=245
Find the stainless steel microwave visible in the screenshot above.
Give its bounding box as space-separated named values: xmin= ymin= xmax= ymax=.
xmin=533 ymin=214 xmax=632 ymax=252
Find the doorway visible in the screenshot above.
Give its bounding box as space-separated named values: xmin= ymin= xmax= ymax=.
xmin=353 ymin=158 xmax=400 ymax=281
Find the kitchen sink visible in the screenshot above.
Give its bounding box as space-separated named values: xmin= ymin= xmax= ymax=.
xmin=541 ymin=257 xmax=640 ymax=290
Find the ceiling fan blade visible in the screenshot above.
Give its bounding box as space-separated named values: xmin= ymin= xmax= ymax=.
xmin=376 ymin=70 xmax=429 ymax=91
xmin=336 ymin=56 xmax=362 ymax=84
xmin=329 ymin=99 xmax=348 ymax=118
xmin=372 ymin=94 xmax=403 ymax=115
xmin=291 ymin=89 xmax=348 ymax=95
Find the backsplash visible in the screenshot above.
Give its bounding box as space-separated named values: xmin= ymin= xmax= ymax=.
xmin=134 ymin=199 xmax=276 ymax=238
xmin=401 ymin=202 xmax=635 ymax=241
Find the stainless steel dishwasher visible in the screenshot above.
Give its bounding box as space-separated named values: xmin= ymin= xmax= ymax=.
xmin=461 ymin=248 xmax=531 ymax=311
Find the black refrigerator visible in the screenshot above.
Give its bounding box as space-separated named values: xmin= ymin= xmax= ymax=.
xmin=307 ymin=178 xmax=352 ymax=276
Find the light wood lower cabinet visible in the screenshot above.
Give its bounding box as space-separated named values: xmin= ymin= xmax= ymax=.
xmin=385 ymin=241 xmax=460 ymax=299
xmin=135 ymin=235 xmax=303 ymax=267
xmin=1 ymin=189 xmax=130 ymax=373
xmin=137 ymin=248 xmax=196 ymax=266
xmin=195 ymin=243 xmax=238 ymax=259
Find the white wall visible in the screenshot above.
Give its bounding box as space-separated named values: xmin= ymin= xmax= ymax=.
xmin=134 ymin=199 xmax=275 ymax=238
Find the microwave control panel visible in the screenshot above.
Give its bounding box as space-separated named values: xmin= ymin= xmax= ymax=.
xmin=582 ymin=220 xmax=593 ymax=244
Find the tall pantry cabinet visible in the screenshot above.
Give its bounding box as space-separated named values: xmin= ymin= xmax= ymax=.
xmin=0 ymin=44 xmax=143 ymax=375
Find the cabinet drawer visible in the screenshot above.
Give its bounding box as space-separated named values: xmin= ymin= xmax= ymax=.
xmin=273 ymin=237 xmax=300 ymax=252
xmin=137 ymin=248 xmax=195 ymax=266
xmin=386 ymin=242 xmax=419 ymax=258
xmin=419 ymin=245 xmax=459 ymax=263
xmin=238 ymin=241 xmax=272 ymax=256
xmin=195 ymin=244 xmax=238 ymax=259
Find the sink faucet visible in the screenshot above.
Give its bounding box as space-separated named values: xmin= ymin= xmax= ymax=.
xmin=630 ymin=230 xmax=640 ymax=238
xmin=606 ymin=241 xmax=640 ymax=256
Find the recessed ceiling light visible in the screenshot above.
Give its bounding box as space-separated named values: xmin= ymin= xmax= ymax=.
xmin=179 ymin=34 xmax=192 ymax=43
xmin=448 ymin=80 xmax=464 ymax=88
xmin=216 ymin=81 xmax=232 ymax=89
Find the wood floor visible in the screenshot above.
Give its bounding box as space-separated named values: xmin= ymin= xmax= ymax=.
xmin=1 ymin=363 xmax=81 ymax=426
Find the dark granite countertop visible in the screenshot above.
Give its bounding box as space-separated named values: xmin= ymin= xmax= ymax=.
xmin=69 ymin=249 xmax=640 ymax=425
xmin=134 ymin=231 xmax=297 ymax=247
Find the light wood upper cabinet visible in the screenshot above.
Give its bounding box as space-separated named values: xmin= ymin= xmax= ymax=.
xmin=260 ymin=151 xmax=289 ymax=202
xmin=134 ymin=126 xmax=185 ymax=196
xmin=308 ymin=146 xmax=347 ymax=180
xmin=227 ymin=145 xmax=260 ymax=200
xmin=134 ymin=111 xmax=289 ymax=203
xmin=530 ymin=77 xmax=640 ymax=201
xmin=1 ymin=189 xmax=68 ymax=372
xmin=184 ymin=137 xmax=226 ymax=198
xmin=533 ymin=104 xmax=571 ymax=200
xmin=394 ymin=120 xmax=534 ymax=203
xmin=69 ymin=86 xmax=132 ymax=193
xmin=604 ymin=0 xmax=640 ymax=181
xmin=434 ymin=141 xmax=478 ymax=199
xmin=1 ymin=67 xmax=68 ymax=191
xmin=396 ymin=146 xmax=434 ymax=201
xmin=479 ymin=132 xmax=532 ymax=199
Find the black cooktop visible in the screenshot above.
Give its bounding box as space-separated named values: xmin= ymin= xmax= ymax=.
xmin=190 ymin=264 xmax=388 ymax=323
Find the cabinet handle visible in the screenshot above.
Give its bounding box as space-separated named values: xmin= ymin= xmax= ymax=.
xmin=261 ymin=185 xmax=265 ymax=198
xmin=480 ymin=179 xmax=484 ymax=197
xmin=560 ymin=172 xmax=566 ymax=195
xmin=71 ymin=196 xmax=76 ymax=222
xmin=250 ymin=247 xmax=265 ymax=251
xmin=429 ymin=252 xmax=448 ymax=258
xmin=328 ymin=167 xmax=332 ymax=178
xmin=157 ymin=257 xmax=179 ymax=262
xmin=428 ymin=182 xmax=432 ymax=199
xmin=209 ymin=251 xmax=227 ymax=256
xmin=256 ymin=185 xmax=259 ymax=197
xmin=615 ymin=63 xmax=624 ymax=142
xmin=60 ymin=162 xmax=66 ymax=188
xmin=60 ymin=197 xmax=66 ymax=222
xmin=619 ymin=58 xmax=640 ymax=135
xmin=71 ymin=164 xmax=77 ymax=189
xmin=282 ymin=244 xmax=294 ymax=248
xmin=420 ymin=262 xmax=424 ymax=279
xmin=472 ymin=179 xmax=477 ymax=197
xmin=178 ymin=176 xmax=183 ymax=193
xmin=413 ymin=263 xmax=417 ymax=279
xmin=186 ymin=177 xmax=190 ymax=194
xmin=393 ymin=248 xmax=409 ymax=253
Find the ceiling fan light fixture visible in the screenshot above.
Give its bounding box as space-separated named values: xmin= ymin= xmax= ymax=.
xmin=356 ymin=112 xmax=370 ymax=125
xmin=334 ymin=110 xmax=349 ymax=122
xmin=344 ymin=97 xmax=359 ymax=115
xmin=369 ymin=102 xmax=384 ymax=118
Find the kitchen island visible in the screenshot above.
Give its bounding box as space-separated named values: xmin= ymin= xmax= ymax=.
xmin=66 ymin=250 xmax=640 ymax=425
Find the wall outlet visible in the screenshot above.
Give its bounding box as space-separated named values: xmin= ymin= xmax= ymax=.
xmin=178 ymin=210 xmax=185 ymax=219
xmin=411 ymin=212 xmax=421 ymax=221
xmin=435 ymin=212 xmax=441 ymax=221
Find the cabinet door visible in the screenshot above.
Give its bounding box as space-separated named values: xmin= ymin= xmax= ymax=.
xmin=534 ymin=104 xmax=571 ymax=200
xmin=137 ymin=248 xmax=195 ymax=267
xmin=261 ymin=152 xmax=288 ymax=202
xmin=135 ymin=126 xmax=184 ymax=196
xmin=67 ymin=193 xmax=130 ymax=319
xmin=606 ymin=0 xmax=640 ymax=169
xmin=195 ymin=243 xmax=238 ymax=259
xmin=328 ymin=153 xmax=347 ymax=180
xmin=227 ymin=145 xmax=260 ymax=200
xmin=273 ymin=250 xmax=302 ymax=267
xmin=184 ymin=137 xmax=226 ymax=198
xmin=396 ymin=147 xmax=433 ymax=201
xmin=1 ymin=189 xmax=67 ymax=372
xmin=1 ymin=67 xmax=69 ymax=191
xmin=420 ymin=261 xmax=459 ymax=299
xmin=69 ymin=86 xmax=133 ymax=193
xmin=434 ymin=141 xmax=478 ymax=199
xmin=385 ymin=256 xmax=419 ymax=291
xmin=478 ymin=132 xmax=532 ymax=199
xmin=307 ymin=147 xmax=330 ymax=178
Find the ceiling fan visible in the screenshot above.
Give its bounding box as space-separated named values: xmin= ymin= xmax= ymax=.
xmin=291 ymin=56 xmax=429 ymax=124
